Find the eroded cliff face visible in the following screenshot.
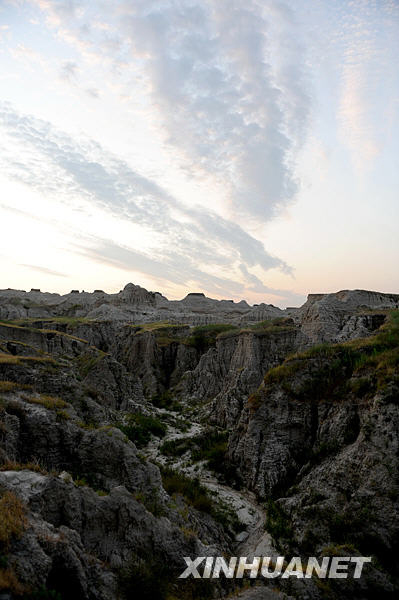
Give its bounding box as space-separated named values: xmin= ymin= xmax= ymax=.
xmin=177 ymin=324 xmax=305 ymax=428
xmin=0 ymin=329 xmax=233 ymax=599
xmin=0 ymin=286 xmax=398 ymax=600
xmin=227 ymin=316 xmax=399 ymax=596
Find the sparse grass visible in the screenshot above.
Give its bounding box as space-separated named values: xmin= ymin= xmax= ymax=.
xmin=321 ymin=543 xmax=358 ymax=557
xmin=37 ymin=316 xmax=92 ymax=327
xmin=116 ymin=413 xmax=167 ymax=447
xmin=161 ymin=466 xmax=212 ymax=513
xmin=133 ymin=489 xmax=165 ymax=517
xmin=0 ymin=353 xmax=56 ymax=366
xmin=161 ymin=466 xmax=243 ymax=532
xmin=0 ymin=381 xmax=33 ymax=393
xmin=263 ymin=360 xmax=305 ymax=385
xmin=262 ymin=310 xmax=399 ymax=400
xmin=0 ymin=353 xmax=20 ymax=365
xmin=0 ymin=461 xmax=48 ymax=475
xmin=0 ymin=491 xmax=27 ymax=551
xmin=0 ymin=567 xmax=25 ymax=596
xmin=74 ymin=477 xmax=88 ymax=487
xmin=130 ymin=321 xmax=176 ymax=332
xmin=130 ymin=322 xmax=190 ymax=347
xmin=39 ymin=328 xmax=88 ymax=343
xmin=247 ymin=390 xmax=263 ymax=412
xmin=56 ymin=409 xmax=70 ymax=421
xmin=22 ymin=394 xmax=68 ymax=410
xmin=0 ymin=319 xmax=89 ymax=343
xmin=75 ymin=351 xmax=106 ymax=377
xmin=160 ymin=430 xmax=229 ymax=474
xmin=247 ymin=317 xmax=296 ymax=336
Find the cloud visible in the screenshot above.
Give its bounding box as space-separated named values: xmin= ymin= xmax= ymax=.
xmin=60 ymin=60 xmax=78 ymax=81
xmin=334 ymin=0 xmax=399 ymax=169
xmin=19 ymin=264 xmax=68 ymax=277
xmin=30 ymin=0 xmax=311 ymax=223
xmin=0 ymin=101 xmax=295 ymax=300
xmin=86 ymin=87 xmax=99 ymax=98
xmin=76 ymin=236 xmax=303 ymax=302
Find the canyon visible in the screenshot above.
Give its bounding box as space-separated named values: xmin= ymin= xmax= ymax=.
xmin=0 ymin=285 xmax=398 ymax=599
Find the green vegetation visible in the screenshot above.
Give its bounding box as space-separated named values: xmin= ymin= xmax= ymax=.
xmin=151 ymin=390 xmax=182 ymax=411
xmin=0 ymin=352 xmax=56 ymax=366
xmin=131 ymin=321 xmax=181 ymax=333
xmin=133 ymin=489 xmax=165 ymax=517
xmin=0 ymin=491 xmax=27 ymax=552
xmin=265 ymin=499 xmax=294 ymax=548
xmin=0 ymin=319 xmax=88 ymax=343
xmin=247 ymin=390 xmax=263 ymax=412
xmin=73 ymin=476 xmax=88 ymax=487
xmin=118 ymin=550 xmax=214 ymax=600
xmin=0 ymin=381 xmax=33 ymax=393
xmin=160 ymin=430 xmax=228 ymax=472
xmin=75 ymin=351 xmax=106 ymax=378
xmin=262 ymin=310 xmax=399 ymax=401
xmin=0 ymin=461 xmax=48 ymax=475
xmin=160 ymin=466 xmax=243 ymax=533
xmin=184 ymin=323 xmax=237 ymax=351
xmin=0 ymin=567 xmax=25 ymax=596
xmin=245 ymin=317 xmax=296 ymax=336
xmin=130 ymin=322 xmax=189 ymax=346
xmin=127 ymin=318 xmax=295 ymax=351
xmin=35 ymin=316 xmax=91 ymax=328
xmin=21 ymin=394 xmax=68 ymax=411
xmin=160 ymin=430 xmax=241 ymax=485
xmin=116 ymin=413 xmax=167 ymax=447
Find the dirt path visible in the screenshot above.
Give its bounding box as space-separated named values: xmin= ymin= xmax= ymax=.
xmin=144 ymin=410 xmax=276 ymax=557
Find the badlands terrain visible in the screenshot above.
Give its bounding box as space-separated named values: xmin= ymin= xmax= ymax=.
xmin=0 ymin=284 xmax=398 ymax=599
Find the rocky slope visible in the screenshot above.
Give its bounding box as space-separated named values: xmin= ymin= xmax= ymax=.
xmin=0 ymin=284 xmax=398 ymax=599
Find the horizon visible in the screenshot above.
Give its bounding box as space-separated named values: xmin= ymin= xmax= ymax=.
xmin=2 ymin=281 xmax=399 ymax=311
xmin=1 ymin=0 xmax=398 ymax=309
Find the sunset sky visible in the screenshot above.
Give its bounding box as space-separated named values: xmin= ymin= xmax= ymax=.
xmin=0 ymin=0 xmax=398 ymax=307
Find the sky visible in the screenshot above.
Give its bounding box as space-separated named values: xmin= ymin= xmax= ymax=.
xmin=0 ymin=0 xmax=398 ymax=308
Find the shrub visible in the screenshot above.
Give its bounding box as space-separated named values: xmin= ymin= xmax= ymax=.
xmin=185 ymin=324 xmax=236 ymax=351
xmin=265 ymin=499 xmax=294 ymax=548
xmin=117 ymin=414 xmax=166 ymax=447
xmin=160 ymin=466 xmax=242 ymax=532
xmin=119 ymin=554 xmax=171 ymax=600
xmin=151 ymin=390 xmax=182 ymax=411
xmin=160 ymin=430 xmax=228 ymax=472
xmin=249 ymin=317 xmax=296 ymax=336
xmin=161 ymin=466 xmax=212 ymax=513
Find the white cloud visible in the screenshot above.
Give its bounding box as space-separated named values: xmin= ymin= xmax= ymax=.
xmin=28 ymin=0 xmax=311 ymax=223
xmin=0 ymin=101 xmax=295 ymax=300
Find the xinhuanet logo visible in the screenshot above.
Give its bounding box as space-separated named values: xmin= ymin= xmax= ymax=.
xmin=179 ymin=556 xmax=371 ymax=579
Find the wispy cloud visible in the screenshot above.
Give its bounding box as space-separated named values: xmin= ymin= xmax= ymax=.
xmin=0 ymin=101 xmax=295 ymax=300
xmin=335 ymin=0 xmax=399 ymax=170
xmin=19 ymin=264 xmax=68 ymax=277
xmin=29 ymin=0 xmax=311 ymax=223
